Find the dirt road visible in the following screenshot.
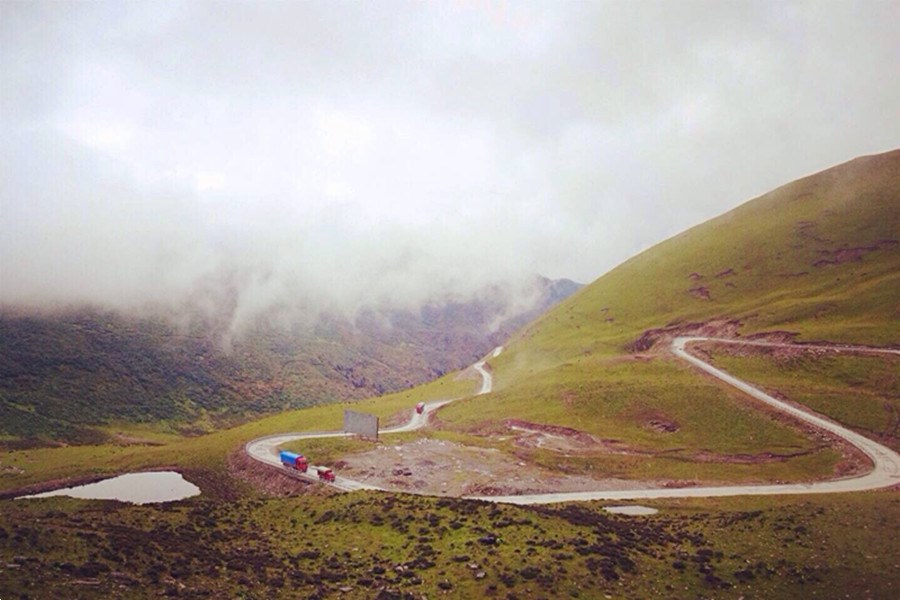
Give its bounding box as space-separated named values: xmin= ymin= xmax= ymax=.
xmin=243 ymin=351 xmax=501 ymax=492
xmin=245 ymin=339 xmax=900 ymax=504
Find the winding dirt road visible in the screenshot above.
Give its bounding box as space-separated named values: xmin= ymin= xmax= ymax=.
xmin=245 ymin=338 xmax=900 ymax=504
xmin=244 ymin=352 xmax=500 ymax=492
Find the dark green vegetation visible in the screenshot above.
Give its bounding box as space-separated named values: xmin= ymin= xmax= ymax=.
xmin=3 ymin=492 xmax=898 ymax=599
xmin=0 ymin=276 xmax=580 ymax=446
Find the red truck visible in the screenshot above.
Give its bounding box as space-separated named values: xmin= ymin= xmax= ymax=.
xmin=317 ymin=467 xmax=335 ymax=482
xmin=415 ymin=402 xmax=425 ymax=415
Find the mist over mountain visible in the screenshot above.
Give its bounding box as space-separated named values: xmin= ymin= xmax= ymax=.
xmin=0 ymin=275 xmax=580 ymax=445
xmin=1 ymin=0 xmax=897 ymax=450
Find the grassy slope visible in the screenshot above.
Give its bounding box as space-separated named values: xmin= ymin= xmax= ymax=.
xmin=702 ymin=345 xmax=900 ymax=451
xmin=424 ymin=151 xmax=899 ymax=481
xmin=501 ymin=149 xmax=899 ymax=372
xmin=2 ymin=492 xmax=897 ymax=599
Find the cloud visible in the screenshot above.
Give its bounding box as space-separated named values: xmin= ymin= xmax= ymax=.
xmin=2 ymin=1 xmax=898 ymax=325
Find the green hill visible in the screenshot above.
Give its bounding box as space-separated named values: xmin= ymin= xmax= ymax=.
xmin=433 ymin=150 xmax=899 ymax=482
xmin=505 ymin=149 xmax=899 ymax=368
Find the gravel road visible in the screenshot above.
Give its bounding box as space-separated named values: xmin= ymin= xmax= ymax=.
xmin=246 ymin=339 xmax=900 ymax=504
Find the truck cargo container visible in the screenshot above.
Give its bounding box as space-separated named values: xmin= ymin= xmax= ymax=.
xmin=279 ymin=450 xmax=309 ymax=472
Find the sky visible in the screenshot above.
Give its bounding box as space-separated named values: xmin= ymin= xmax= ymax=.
xmin=2 ymin=0 xmax=898 ymax=325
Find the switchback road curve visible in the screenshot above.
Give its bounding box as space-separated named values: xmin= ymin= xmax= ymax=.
xmin=244 ymin=350 xmax=501 ymax=492
xmin=246 ymin=338 xmax=900 ymax=504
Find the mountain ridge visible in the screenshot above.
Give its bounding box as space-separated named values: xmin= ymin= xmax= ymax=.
xmin=500 ymin=149 xmax=900 ymax=376
xmin=0 ymin=276 xmax=581 ymax=445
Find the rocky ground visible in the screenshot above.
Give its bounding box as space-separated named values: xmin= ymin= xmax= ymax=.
xmin=333 ymin=437 xmax=660 ymax=497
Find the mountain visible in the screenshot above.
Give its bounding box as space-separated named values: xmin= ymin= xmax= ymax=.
xmin=2 ymin=153 xmax=897 ymax=600
xmin=505 ymin=150 xmax=899 ymax=369
xmin=436 ymin=150 xmax=899 ymax=479
xmin=0 ymin=276 xmax=581 ymax=446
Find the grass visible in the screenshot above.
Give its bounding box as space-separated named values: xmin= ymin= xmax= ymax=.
xmin=700 ymin=345 xmax=900 ymax=450
xmin=0 ymin=368 xmax=480 ymax=494
xmin=416 ymin=353 xmax=842 ymax=482
xmin=2 ymin=490 xmax=897 ymax=598
xmin=496 ymin=150 xmax=900 ymax=380
xmin=520 ymin=445 xmax=843 ymax=484
xmin=444 ymin=356 xmax=813 ymax=453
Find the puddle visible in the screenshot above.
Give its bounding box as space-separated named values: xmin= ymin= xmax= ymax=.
xmin=603 ymin=505 xmax=659 ymax=516
xmin=19 ymin=471 xmax=201 ymax=504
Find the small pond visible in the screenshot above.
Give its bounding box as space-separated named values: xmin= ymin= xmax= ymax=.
xmin=603 ymin=505 xmax=659 ymax=516
xmin=19 ymin=471 xmax=201 ymax=504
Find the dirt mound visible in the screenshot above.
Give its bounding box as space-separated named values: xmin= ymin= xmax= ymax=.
xmin=689 ymin=286 xmax=711 ymax=300
xmin=812 ymin=240 xmax=896 ymax=267
xmin=629 ymin=319 xmax=742 ymax=352
xmin=505 ymin=419 xmax=598 ymax=445
xmin=645 ymin=418 xmax=679 ymax=433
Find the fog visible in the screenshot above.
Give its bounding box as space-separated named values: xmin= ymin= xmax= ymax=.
xmin=2 ymin=1 xmax=898 ymax=326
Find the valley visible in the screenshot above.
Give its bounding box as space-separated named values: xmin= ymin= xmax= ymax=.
xmin=3 ymin=3 xmax=899 ymax=596
xmin=0 ymin=276 xmax=579 ymax=447
xmin=2 ymin=150 xmax=898 ymax=598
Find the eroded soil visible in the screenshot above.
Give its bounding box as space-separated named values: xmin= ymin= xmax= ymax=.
xmin=333 ymin=437 xmax=659 ymax=497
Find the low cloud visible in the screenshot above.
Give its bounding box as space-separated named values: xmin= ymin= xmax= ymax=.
xmin=2 ymin=1 xmax=898 ymax=329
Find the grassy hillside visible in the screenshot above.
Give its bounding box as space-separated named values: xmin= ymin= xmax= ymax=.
xmin=424 ymin=151 xmax=900 ymax=484
xmin=701 ymin=344 xmax=900 ymax=451
xmin=0 ymin=276 xmax=579 ymax=447
xmin=503 ymin=150 xmax=899 ymax=371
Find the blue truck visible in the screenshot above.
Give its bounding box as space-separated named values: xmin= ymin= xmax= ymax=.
xmin=279 ymin=450 xmax=309 ymax=473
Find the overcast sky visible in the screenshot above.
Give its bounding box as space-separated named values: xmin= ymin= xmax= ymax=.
xmin=2 ymin=1 xmax=898 ymax=323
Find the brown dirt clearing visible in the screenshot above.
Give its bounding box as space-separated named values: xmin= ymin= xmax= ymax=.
xmin=333 ymin=438 xmax=658 ymax=497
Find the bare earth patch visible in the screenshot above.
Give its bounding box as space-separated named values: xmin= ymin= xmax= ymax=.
xmin=505 ymin=418 xmax=841 ymax=468
xmin=334 ymin=438 xmax=658 ymax=497
xmin=506 ymin=418 xmax=602 ymax=453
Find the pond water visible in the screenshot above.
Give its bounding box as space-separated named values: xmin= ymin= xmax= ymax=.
xmin=19 ymin=471 xmax=201 ymax=504
xmin=603 ymin=505 xmax=659 ymax=516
